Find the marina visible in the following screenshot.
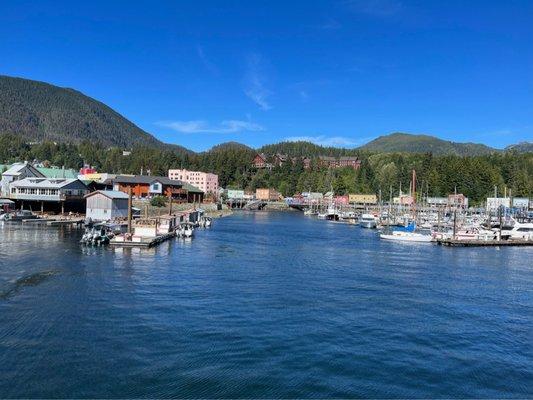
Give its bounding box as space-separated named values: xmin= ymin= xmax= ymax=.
xmin=1 ymin=211 xmax=532 ymax=398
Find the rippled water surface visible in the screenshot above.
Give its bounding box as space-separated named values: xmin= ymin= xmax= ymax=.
xmin=1 ymin=212 xmax=533 ymax=398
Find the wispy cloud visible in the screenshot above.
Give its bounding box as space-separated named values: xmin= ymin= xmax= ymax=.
xmin=284 ymin=135 xmax=365 ymax=147
xmin=196 ymin=45 xmax=219 ymax=76
xmin=319 ymin=18 xmax=342 ymax=30
xmin=342 ymin=0 xmax=403 ymax=17
xmin=158 ymin=119 xmax=265 ymax=134
xmin=299 ymin=90 xmax=309 ymax=101
xmin=243 ymin=53 xmax=272 ymax=111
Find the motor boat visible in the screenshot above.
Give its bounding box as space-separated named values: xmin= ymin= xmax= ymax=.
xmin=359 ymin=213 xmax=377 ymax=228
xmin=3 ymin=210 xmax=38 ymax=222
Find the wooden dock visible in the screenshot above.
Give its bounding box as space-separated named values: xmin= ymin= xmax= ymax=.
xmin=22 ymin=218 xmax=84 ymax=226
xmin=109 ymin=232 xmax=176 ymax=248
xmin=437 ymin=238 xmax=533 ymax=247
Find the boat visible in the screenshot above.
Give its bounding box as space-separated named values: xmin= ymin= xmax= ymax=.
xmin=380 ymin=230 xmax=433 ymax=242
xmin=3 ymin=210 xmax=38 ymax=222
xmin=504 ymin=220 xmax=533 ymax=241
xmin=176 ymin=222 xmax=195 ymax=238
xmin=80 ymin=225 xmax=115 ymax=246
xmin=380 ymin=222 xmax=433 ymax=242
xmin=359 ymin=213 xmax=377 ymax=228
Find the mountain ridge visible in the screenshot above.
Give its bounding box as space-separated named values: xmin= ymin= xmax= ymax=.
xmin=0 ymin=75 xmax=530 ymax=157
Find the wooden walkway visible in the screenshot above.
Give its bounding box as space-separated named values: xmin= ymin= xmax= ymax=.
xmin=437 ymin=239 xmax=533 ymax=247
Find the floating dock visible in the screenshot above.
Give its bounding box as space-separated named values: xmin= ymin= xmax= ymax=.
xmin=109 ymin=232 xmax=176 ymax=248
xmin=437 ymin=239 xmax=533 ymax=247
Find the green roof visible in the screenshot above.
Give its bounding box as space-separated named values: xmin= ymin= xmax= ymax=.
xmin=36 ymin=167 xmax=78 ymax=179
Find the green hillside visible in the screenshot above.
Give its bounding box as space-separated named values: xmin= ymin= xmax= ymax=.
xmin=359 ymin=133 xmax=497 ymax=156
xmin=0 ymin=75 xmax=190 ymax=155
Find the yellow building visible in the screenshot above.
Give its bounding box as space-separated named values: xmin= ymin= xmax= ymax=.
xmin=348 ymin=194 xmax=377 ymax=204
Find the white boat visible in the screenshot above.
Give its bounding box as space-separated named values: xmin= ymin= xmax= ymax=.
xmin=359 ymin=213 xmax=377 ymax=228
xmin=380 ymin=231 xmax=433 ymax=242
xmin=304 ymin=209 xmax=317 ymax=216
xmin=505 ymin=221 xmax=533 ymax=240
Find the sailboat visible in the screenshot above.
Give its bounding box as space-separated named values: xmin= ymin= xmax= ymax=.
xmin=380 ymin=170 xmax=433 ymax=243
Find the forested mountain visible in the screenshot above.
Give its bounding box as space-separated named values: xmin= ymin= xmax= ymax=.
xmin=505 ymin=142 xmax=533 ymax=153
xmin=0 ymin=75 xmax=531 ymax=203
xmin=359 ymin=133 xmax=497 ymax=156
xmin=258 ymin=141 xmax=360 ymax=157
xmin=0 ymin=75 xmax=190 ymax=155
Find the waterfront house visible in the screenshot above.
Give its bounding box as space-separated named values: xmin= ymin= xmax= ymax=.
xmin=112 ymin=175 xmax=204 ymax=203
xmin=256 ymin=188 xmax=281 ymax=201
xmin=349 ymin=194 xmax=378 ymax=205
xmin=1 ymin=162 xmax=44 ymax=197
xmin=85 ymin=190 xmax=129 ymax=221
xmin=9 ymin=177 xmax=89 ymax=213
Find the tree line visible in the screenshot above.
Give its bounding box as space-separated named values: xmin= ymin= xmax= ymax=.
xmin=1 ymin=134 xmax=531 ymax=204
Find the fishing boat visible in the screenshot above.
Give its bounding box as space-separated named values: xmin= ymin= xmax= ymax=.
xmin=359 ymin=213 xmax=377 ymax=228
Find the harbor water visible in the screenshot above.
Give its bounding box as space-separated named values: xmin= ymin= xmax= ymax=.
xmin=1 ymin=212 xmax=532 ymax=398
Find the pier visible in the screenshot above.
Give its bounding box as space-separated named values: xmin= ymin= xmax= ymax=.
xmin=437 ymin=239 xmax=533 ymax=247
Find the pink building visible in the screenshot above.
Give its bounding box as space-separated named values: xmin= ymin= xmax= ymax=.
xmin=168 ymin=169 xmax=218 ymax=195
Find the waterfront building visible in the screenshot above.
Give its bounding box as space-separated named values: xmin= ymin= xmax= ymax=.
xmin=448 ymin=193 xmax=468 ymax=208
xmin=9 ymin=177 xmax=89 ymax=212
xmin=1 ymin=162 xmax=44 ymax=197
xmin=427 ymin=197 xmax=448 ymax=207
xmin=486 ymin=197 xmax=511 ymax=211
xmin=111 ymin=175 xmax=204 ymax=203
xmin=168 ymin=169 xmax=219 ymax=195
xmin=85 ymin=190 xmax=129 ymax=221
xmin=36 ymin=166 xmax=78 ymax=179
xmin=349 ymin=194 xmax=378 ymax=204
xmin=226 ymin=189 xmax=245 ymax=200
xmin=393 ymin=195 xmax=414 ymax=205
xmin=512 ymin=198 xmax=530 ymax=209
xmin=256 ymin=188 xmax=281 ymax=201
xmin=334 ymin=195 xmax=350 ymax=205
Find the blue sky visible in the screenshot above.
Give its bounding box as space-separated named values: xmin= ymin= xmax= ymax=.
xmin=1 ymin=0 xmax=532 ymax=151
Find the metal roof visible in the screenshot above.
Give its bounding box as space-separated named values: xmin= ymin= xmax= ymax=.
xmin=113 ymin=175 xmax=203 ymax=193
xmin=85 ymin=190 xmax=129 ymax=200
xmin=2 ymin=163 xmax=32 ymax=176
xmin=11 ymin=178 xmax=85 ymax=189
xmin=37 ymin=167 xmax=78 ymax=179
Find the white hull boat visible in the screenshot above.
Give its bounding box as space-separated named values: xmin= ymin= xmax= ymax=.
xmin=380 ymin=231 xmax=433 ymax=242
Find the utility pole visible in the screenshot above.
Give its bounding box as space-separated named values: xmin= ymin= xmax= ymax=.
xmin=127 ymin=186 xmax=132 ymax=234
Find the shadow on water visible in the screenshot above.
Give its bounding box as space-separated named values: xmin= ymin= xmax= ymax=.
xmin=0 ymin=270 xmax=59 ymax=300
